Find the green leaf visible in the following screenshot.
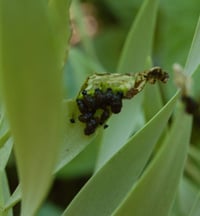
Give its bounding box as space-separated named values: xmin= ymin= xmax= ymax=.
xmin=186 ymin=146 xmax=200 ymax=186
xmin=184 ymin=16 xmax=200 ymax=75
xmin=95 ymin=96 xmax=144 ymax=170
xmin=189 ymin=146 xmax=200 ymax=166
xmin=0 ymin=170 xmax=13 ymax=216
xmin=172 ymin=178 xmax=200 ymax=216
xmin=168 ymin=15 xmax=200 ymax=216
xmin=95 ymin=0 xmax=159 ymax=170
xmin=65 ymin=48 xmax=104 ymax=98
xmin=4 ymin=185 xmax=21 ymax=213
xmin=0 ymin=139 xmax=13 ymax=171
xmin=142 ymin=58 xmax=165 ymax=121
xmin=55 ymin=100 xmax=98 ymax=173
xmin=0 ymin=0 xmax=71 ymax=215
xmin=70 ymin=0 xmax=100 ymax=64
xmin=0 ymin=130 xmax=10 ymax=149
xmin=48 ymin=0 xmax=72 ymax=56
xmin=156 ymin=0 xmax=199 ymax=71
xmin=113 ymin=106 xmax=192 ymax=216
xmin=117 ymin=0 xmax=159 ymax=73
xmin=0 ymin=112 xmax=11 ymax=149
xmin=57 ymin=135 xmax=100 ymax=178
xmin=143 ymin=83 xmax=164 ymax=121
xmin=61 ymin=94 xmax=177 ymax=216
xmin=189 ymin=191 xmax=200 ymax=216
xmin=37 ymin=202 xmax=63 ymax=216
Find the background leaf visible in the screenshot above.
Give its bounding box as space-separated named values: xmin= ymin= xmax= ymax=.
xmin=61 ymin=94 xmax=177 ymax=216
xmin=95 ymin=0 xmax=159 ymax=171
xmin=157 ymin=1 xmax=200 ymax=72
xmin=172 ymin=178 xmax=200 ymax=216
xmin=169 ymin=14 xmax=200 ymax=216
xmin=0 ymin=170 xmax=13 ymax=216
xmin=113 ymin=106 xmax=192 ymax=216
xmin=184 ymin=16 xmax=200 ymax=75
xmin=189 ymin=191 xmax=200 ymax=216
xmin=117 ymin=0 xmax=158 ymax=73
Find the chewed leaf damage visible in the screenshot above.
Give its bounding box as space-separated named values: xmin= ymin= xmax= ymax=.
xmin=71 ymin=67 xmax=169 ymax=135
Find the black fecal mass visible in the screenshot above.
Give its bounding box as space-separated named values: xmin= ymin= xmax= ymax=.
xmin=75 ymin=88 xmax=124 ymax=135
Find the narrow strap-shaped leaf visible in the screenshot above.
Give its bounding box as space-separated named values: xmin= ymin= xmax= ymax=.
xmin=188 ymin=191 xmax=200 ymax=216
xmin=4 ymin=185 xmax=21 ymax=212
xmin=61 ymin=94 xmax=177 ymax=216
xmin=96 ymin=0 xmax=159 ymax=171
xmin=117 ymin=0 xmax=159 ymax=73
xmin=185 ymin=16 xmax=200 ymax=75
xmin=0 ymin=0 xmax=71 ymax=215
xmin=55 ymin=100 xmax=98 ymax=172
xmin=0 ymin=139 xmax=13 ymax=171
xmin=0 ymin=170 xmax=13 ymax=216
xmin=113 ymin=106 xmax=192 ymax=216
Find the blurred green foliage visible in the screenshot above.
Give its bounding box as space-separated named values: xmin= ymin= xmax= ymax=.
xmin=0 ymin=0 xmax=200 ymax=215
xmin=62 ymin=0 xmax=200 ymax=179
xmin=79 ymin=0 xmax=199 ymax=72
xmin=58 ymin=0 xmax=200 ymax=214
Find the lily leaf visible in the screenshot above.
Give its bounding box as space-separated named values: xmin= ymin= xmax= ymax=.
xmin=96 ymin=0 xmax=159 ymax=171
xmin=61 ymin=93 xmax=177 ymax=216
xmin=185 ymin=16 xmax=200 ymax=75
xmin=0 ymin=0 xmax=71 ymax=215
xmin=113 ymin=106 xmax=192 ymax=216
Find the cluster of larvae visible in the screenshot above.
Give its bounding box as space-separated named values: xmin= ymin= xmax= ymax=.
xmin=71 ymin=67 xmax=169 ymax=135
xmin=76 ymin=88 xmax=123 ymax=135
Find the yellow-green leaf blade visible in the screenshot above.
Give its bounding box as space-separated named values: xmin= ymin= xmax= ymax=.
xmin=61 ymin=94 xmax=177 ymax=216
xmin=96 ymin=0 xmax=159 ymax=171
xmin=0 ymin=0 xmax=71 ymax=215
